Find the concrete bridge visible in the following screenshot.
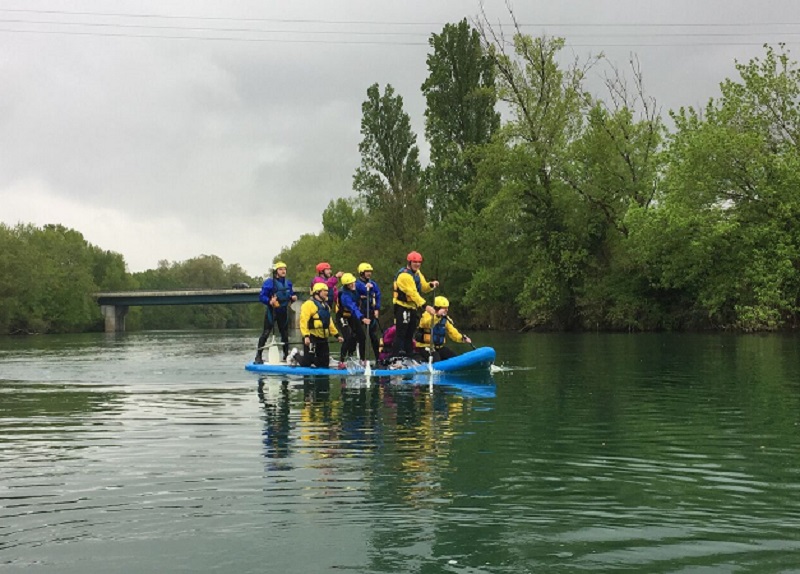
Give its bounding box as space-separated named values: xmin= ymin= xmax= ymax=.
xmin=94 ymin=288 xmax=305 ymax=332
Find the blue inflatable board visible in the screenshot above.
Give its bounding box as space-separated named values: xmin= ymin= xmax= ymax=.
xmin=246 ymin=346 xmax=496 ymax=378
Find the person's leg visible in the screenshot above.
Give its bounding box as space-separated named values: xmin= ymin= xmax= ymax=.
xmin=354 ymin=319 xmax=367 ymax=361
xmin=434 ymin=346 xmax=456 ymax=362
xmin=339 ymin=319 xmax=355 ymax=361
xmin=298 ymin=339 xmax=315 ymax=367
xmin=255 ymin=310 xmax=274 ymax=363
xmin=369 ymin=322 xmax=381 ymax=358
xmin=316 ymin=338 xmax=331 ymax=368
xmin=391 ymin=305 xmax=411 ymax=357
xmin=275 ymin=308 xmax=290 ymax=359
xmin=403 ymin=309 xmax=421 ymax=357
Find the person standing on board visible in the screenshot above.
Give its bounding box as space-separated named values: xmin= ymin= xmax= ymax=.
xmin=297 ymin=283 xmax=343 ymax=368
xmin=416 ymin=296 xmax=472 ymax=362
xmin=310 ymin=262 xmax=343 ymax=312
xmin=255 ymin=261 xmax=297 ymax=364
xmin=390 ymin=251 xmax=438 ymax=360
xmin=337 ymin=272 xmax=370 ymax=365
xmin=355 ymin=262 xmax=382 ymax=360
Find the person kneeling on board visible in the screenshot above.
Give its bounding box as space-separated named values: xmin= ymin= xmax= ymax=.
xmin=415 ymin=296 xmax=471 ymax=363
xmin=296 ymin=283 xmax=344 ymax=368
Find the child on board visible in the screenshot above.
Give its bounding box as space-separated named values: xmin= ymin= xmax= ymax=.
xmin=255 ymin=261 xmax=297 ymax=364
xmin=415 ymin=296 xmax=472 ymax=362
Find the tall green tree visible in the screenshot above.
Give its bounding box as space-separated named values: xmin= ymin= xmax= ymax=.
xmin=464 ymin=33 xmax=596 ymax=328
xmin=563 ymin=63 xmax=666 ymax=330
xmin=353 ymin=83 xmax=424 ymax=248
xmin=421 ymin=18 xmax=499 ymax=222
xmin=635 ymin=45 xmax=800 ymax=330
xmin=321 ymin=197 xmax=365 ymax=241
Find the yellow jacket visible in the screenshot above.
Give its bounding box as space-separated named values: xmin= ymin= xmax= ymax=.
xmin=299 ymin=299 xmax=339 ymax=339
xmin=417 ymin=313 xmax=465 ymax=348
xmin=393 ymin=267 xmax=434 ymax=309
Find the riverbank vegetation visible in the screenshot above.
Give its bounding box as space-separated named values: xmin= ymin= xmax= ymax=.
xmin=3 ymin=18 xmax=799 ymax=334
xmin=0 ymin=224 xmax=261 ymax=334
xmin=279 ymin=21 xmax=800 ymax=332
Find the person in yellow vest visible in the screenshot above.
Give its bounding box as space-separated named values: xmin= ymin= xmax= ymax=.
xmin=416 ymin=296 xmax=472 ymax=362
xmin=390 ymin=250 xmax=438 ymax=359
xmin=296 ymin=283 xmax=344 ymax=368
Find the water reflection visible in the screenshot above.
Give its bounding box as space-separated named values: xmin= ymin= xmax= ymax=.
xmin=255 ymin=374 xmax=496 ymax=478
xmin=257 ymin=379 xmax=292 ymax=464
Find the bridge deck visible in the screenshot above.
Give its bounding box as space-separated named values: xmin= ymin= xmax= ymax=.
xmin=95 ymin=287 xmax=308 ymax=307
xmin=94 ymin=288 xmax=309 ymax=331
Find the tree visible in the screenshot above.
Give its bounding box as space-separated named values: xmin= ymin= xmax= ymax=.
xmin=421 ymin=18 xmax=499 ymax=222
xmin=638 ymin=45 xmax=800 ymax=330
xmin=467 ymin=28 xmax=597 ymax=328
xmin=133 ymin=255 xmax=262 ymax=329
xmin=353 ymin=83 xmax=424 ymax=247
xmin=321 ymin=197 xmax=364 ymax=241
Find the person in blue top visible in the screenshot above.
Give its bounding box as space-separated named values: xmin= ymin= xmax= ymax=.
xmin=355 ymin=262 xmax=381 ymax=360
xmin=336 ymin=272 xmax=370 ymax=364
xmin=255 ymin=261 xmax=297 ymax=364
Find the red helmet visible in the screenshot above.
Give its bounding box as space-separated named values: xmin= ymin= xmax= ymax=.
xmin=315 ymin=262 xmax=331 ymax=273
xmin=407 ymin=251 xmax=423 ymax=263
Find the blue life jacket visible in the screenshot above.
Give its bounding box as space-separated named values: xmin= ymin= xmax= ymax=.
xmin=308 ymin=299 xmax=332 ymax=331
xmin=356 ymin=278 xmax=378 ymax=315
xmin=274 ymin=278 xmax=291 ymax=308
xmin=431 ymin=316 xmax=448 ymax=347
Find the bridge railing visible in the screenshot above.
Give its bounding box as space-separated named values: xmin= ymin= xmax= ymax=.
xmin=93 ymin=288 xmax=308 ymax=332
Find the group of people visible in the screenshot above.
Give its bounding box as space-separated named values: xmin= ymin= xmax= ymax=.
xmin=253 ymin=251 xmax=471 ymax=369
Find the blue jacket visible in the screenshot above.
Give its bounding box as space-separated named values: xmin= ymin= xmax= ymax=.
xmin=337 ymin=288 xmax=364 ymax=321
xmin=259 ymin=276 xmax=294 ymax=308
xmin=355 ymin=278 xmax=381 ymax=315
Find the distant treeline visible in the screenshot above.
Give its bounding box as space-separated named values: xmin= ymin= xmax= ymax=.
xmin=0 ymin=223 xmax=262 ymax=335
xmin=3 ymin=19 xmax=800 ymax=334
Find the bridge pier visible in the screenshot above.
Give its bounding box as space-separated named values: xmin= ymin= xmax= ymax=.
xmin=101 ymin=304 xmax=129 ymax=333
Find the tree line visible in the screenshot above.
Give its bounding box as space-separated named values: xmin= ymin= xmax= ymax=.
xmin=0 ymin=223 xmax=261 ymax=334
xmin=3 ymin=19 xmax=799 ymax=334
xmin=278 ymin=20 xmax=800 ymax=332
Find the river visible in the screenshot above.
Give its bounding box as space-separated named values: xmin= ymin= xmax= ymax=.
xmin=1 ymin=330 xmax=799 ymax=573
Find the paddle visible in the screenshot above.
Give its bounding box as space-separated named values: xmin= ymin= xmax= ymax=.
xmin=462 ymin=333 xmax=477 ymax=351
xmin=257 ymin=339 xmax=303 ymax=351
xmin=364 ymin=292 xmax=372 ymax=378
xmin=427 ymin=310 xmax=435 ymax=374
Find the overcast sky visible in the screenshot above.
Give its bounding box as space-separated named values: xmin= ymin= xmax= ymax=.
xmin=2 ymin=0 xmax=799 ymax=276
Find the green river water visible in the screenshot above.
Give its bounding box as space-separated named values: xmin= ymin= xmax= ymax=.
xmin=1 ymin=330 xmax=799 ymax=573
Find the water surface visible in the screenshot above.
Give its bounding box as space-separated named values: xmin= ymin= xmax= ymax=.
xmin=1 ymin=331 xmax=799 ymax=573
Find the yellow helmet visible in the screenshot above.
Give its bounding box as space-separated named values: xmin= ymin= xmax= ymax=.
xmin=312 ymin=282 xmax=329 ymax=294
xmin=273 ymin=261 xmax=287 ymax=270
xmin=340 ymin=272 xmax=357 ymax=286
xmin=357 ymin=262 xmax=373 ymax=274
xmin=434 ymin=296 xmax=450 ymax=308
